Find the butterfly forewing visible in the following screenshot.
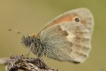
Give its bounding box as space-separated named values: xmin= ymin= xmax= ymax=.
xmin=39 ymin=8 xmax=94 ymax=32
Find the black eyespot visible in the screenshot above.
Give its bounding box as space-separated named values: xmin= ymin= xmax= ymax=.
xmin=75 ymin=17 xmax=80 ymax=22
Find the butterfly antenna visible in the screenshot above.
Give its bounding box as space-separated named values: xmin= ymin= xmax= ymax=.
xmin=8 ymin=28 xmax=29 ymax=35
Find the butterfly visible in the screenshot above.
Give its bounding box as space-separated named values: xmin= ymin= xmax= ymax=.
xmin=22 ymin=8 xmax=94 ymax=64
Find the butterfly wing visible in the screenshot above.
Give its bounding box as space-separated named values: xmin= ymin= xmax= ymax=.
xmin=39 ymin=8 xmax=94 ymax=33
xmin=37 ymin=8 xmax=94 ymax=63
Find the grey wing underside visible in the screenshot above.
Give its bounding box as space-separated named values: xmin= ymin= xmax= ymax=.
xmin=38 ymin=22 xmax=92 ymax=63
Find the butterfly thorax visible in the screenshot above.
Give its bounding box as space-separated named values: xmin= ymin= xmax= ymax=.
xmin=22 ymin=35 xmax=44 ymax=57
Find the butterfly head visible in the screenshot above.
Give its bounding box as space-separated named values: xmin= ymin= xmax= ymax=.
xmin=22 ymin=34 xmax=45 ymax=57
xmin=22 ymin=34 xmax=38 ymax=47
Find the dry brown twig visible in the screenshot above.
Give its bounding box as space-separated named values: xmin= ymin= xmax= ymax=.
xmin=0 ymin=55 xmax=58 ymax=71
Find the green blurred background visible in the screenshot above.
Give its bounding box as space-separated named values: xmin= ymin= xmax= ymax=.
xmin=0 ymin=0 xmax=106 ymax=71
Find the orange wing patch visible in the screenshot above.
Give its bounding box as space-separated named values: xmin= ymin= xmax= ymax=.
xmin=41 ymin=13 xmax=87 ymax=31
xmin=41 ymin=15 xmax=73 ymax=31
xmin=52 ymin=15 xmax=73 ymax=25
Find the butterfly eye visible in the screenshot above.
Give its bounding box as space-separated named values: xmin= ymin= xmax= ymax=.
xmin=74 ymin=16 xmax=81 ymax=22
